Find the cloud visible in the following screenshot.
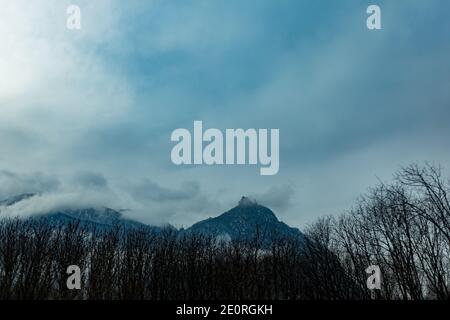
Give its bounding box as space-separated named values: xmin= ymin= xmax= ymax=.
xmin=0 ymin=170 xmax=124 ymax=219
xmin=1 ymin=1 xmax=450 ymax=228
xmin=0 ymin=170 xmax=220 ymax=227
xmin=71 ymin=171 xmax=109 ymax=190
xmin=0 ymin=0 xmax=134 ymax=174
xmin=130 ymin=179 xmax=200 ymax=203
xmin=251 ymin=184 xmax=295 ymax=212
xmin=124 ymin=178 xmax=220 ymax=227
xmin=0 ymin=192 xmax=115 ymax=219
xmin=0 ymin=171 xmax=60 ymax=200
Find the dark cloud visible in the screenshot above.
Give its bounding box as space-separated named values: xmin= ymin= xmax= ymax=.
xmin=1 ymin=1 xmax=450 ymax=228
xmin=130 ymin=179 xmax=200 ymax=203
xmin=71 ymin=171 xmax=109 ymax=190
xmin=0 ymin=170 xmax=60 ymax=200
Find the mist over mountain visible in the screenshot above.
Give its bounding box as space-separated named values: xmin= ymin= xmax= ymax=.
xmin=0 ymin=193 xmax=304 ymax=243
xmin=0 ymin=193 xmax=35 ymax=207
xmin=0 ymin=193 xmax=155 ymax=231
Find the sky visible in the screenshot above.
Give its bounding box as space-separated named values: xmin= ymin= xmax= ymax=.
xmin=1 ymin=0 xmax=450 ymax=228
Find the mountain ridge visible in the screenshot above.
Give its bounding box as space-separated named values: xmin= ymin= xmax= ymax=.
xmin=0 ymin=194 xmax=304 ymax=243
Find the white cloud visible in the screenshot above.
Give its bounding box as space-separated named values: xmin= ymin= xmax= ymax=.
xmin=0 ymin=191 xmax=113 ymax=219
xmin=0 ymin=0 xmax=134 ymax=172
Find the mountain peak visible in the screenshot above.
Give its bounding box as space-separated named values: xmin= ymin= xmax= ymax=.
xmin=0 ymin=193 xmax=305 ymax=246
xmin=238 ymin=196 xmax=257 ymax=207
xmin=187 ymin=197 xmax=305 ymax=246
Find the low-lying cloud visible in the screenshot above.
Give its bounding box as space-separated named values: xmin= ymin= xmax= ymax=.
xmin=0 ymin=170 xmax=223 ymax=227
xmin=0 ymin=170 xmax=60 ymax=199
xmin=130 ymin=179 xmax=200 ymax=203
xmin=0 ymin=192 xmax=114 ymax=219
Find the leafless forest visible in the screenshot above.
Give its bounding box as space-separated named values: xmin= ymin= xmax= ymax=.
xmin=0 ymin=163 xmax=449 ymax=300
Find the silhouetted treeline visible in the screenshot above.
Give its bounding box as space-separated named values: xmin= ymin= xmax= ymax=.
xmin=0 ymin=163 xmax=449 ymax=300
xmin=304 ymin=163 xmax=450 ymax=300
xmin=0 ymin=219 xmax=347 ymax=300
